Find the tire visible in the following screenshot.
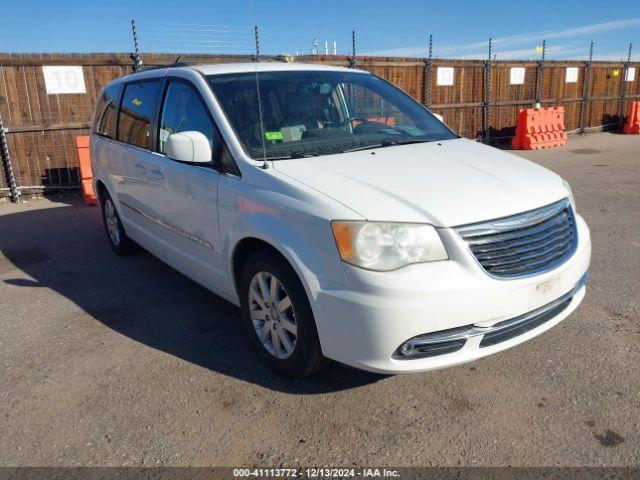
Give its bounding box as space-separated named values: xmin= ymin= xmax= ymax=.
xmin=100 ymin=189 xmax=137 ymax=256
xmin=239 ymin=248 xmax=328 ymax=378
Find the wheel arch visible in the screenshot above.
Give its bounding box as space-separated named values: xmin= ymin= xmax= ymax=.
xmin=225 ymin=212 xmax=347 ymax=305
xmin=231 ymin=237 xmax=302 ymax=300
xmin=95 ymin=179 xmax=107 ymax=204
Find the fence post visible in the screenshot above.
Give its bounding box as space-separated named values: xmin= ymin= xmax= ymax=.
xmin=579 ymin=41 xmax=594 ymax=134
xmin=424 ymin=34 xmax=433 ymax=107
xmin=483 ymin=38 xmax=492 ymax=143
xmin=0 ymin=112 xmax=20 ymax=203
xmin=618 ymin=43 xmax=632 ymax=131
xmin=349 ymin=30 xmax=357 ymax=68
xmin=131 ymin=19 xmax=143 ymax=72
xmin=254 ymin=25 xmax=260 ymax=62
xmin=536 ymin=40 xmax=546 ymax=106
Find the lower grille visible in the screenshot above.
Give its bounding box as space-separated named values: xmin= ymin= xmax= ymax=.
xmin=394 ymin=271 xmax=588 ymax=359
xmin=479 ymin=297 xmax=571 ymax=347
xmin=456 ymin=199 xmax=577 ymax=278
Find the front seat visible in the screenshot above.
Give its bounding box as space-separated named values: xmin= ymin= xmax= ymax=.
xmin=282 ymin=93 xmax=321 ymax=131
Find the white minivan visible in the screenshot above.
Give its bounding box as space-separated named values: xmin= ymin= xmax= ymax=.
xmin=91 ymin=62 xmax=591 ymax=377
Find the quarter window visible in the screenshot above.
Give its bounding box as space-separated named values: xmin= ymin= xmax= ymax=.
xmin=92 ymin=84 xmax=122 ymax=139
xmin=158 ymin=81 xmax=215 ymax=154
xmin=118 ymin=79 xmax=162 ymax=149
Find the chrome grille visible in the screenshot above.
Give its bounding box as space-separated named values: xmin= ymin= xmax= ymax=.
xmin=456 ymin=199 xmax=577 ymax=278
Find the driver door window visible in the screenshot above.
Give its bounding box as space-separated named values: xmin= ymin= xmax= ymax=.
xmin=158 ymin=80 xmax=215 ymax=155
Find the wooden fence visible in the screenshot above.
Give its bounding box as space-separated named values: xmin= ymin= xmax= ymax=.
xmin=1 ymin=52 xmax=639 ymax=200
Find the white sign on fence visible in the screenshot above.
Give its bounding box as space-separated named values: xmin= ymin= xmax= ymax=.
xmin=42 ymin=66 xmax=86 ymax=94
xmin=626 ymin=67 xmax=636 ymax=82
xmin=510 ymin=67 xmax=525 ymax=85
xmin=565 ymin=67 xmax=579 ymax=83
xmin=437 ymin=67 xmax=454 ymax=86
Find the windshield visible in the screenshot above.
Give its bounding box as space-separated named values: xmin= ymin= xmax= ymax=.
xmin=207 ymin=70 xmax=457 ymax=160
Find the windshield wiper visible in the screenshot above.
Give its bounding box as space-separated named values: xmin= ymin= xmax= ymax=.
xmin=259 ymin=139 xmax=435 ymax=160
xmin=263 ymin=151 xmax=321 ymax=160
xmin=340 ymin=138 xmax=434 ymax=153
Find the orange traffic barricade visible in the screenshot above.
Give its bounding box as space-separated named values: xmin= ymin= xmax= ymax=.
xmin=75 ymin=136 xmax=97 ymax=206
xmin=512 ymin=106 xmax=568 ymax=150
xmin=623 ymin=101 xmax=640 ymax=134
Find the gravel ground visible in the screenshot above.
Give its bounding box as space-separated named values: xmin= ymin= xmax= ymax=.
xmin=0 ymin=132 xmax=638 ymax=467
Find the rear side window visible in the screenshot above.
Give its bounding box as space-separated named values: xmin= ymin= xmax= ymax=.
xmin=118 ymin=79 xmax=162 ymax=149
xmin=158 ymin=80 xmax=215 ymax=154
xmin=92 ymin=84 xmax=122 ymax=139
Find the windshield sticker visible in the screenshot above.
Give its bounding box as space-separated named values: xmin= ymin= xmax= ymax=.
xmin=132 ymin=98 xmax=142 ymax=106
xmin=265 ymin=131 xmax=284 ymax=141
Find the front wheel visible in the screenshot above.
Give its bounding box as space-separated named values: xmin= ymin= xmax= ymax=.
xmin=239 ymin=249 xmax=328 ymax=377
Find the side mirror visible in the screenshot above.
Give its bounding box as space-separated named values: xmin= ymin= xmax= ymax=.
xmin=166 ymin=131 xmax=212 ymax=164
xmin=433 ymin=113 xmax=444 ymax=123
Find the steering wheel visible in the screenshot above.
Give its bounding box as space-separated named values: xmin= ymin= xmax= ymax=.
xmin=338 ymin=115 xmax=375 ymax=128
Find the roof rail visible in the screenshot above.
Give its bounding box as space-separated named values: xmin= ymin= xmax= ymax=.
xmin=140 ymin=58 xmax=195 ymax=72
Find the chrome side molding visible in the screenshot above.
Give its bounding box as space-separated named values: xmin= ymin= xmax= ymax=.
xmin=120 ymin=200 xmax=214 ymax=250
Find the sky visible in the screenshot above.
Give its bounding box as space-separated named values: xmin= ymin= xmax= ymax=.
xmin=2 ymin=0 xmax=639 ymax=60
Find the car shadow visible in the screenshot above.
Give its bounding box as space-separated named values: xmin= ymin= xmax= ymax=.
xmin=0 ymin=199 xmax=385 ymax=394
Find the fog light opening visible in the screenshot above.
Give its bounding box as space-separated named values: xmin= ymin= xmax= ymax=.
xmin=399 ymin=342 xmax=414 ymax=356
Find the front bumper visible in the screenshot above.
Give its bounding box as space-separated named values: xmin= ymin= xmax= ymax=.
xmin=309 ymin=214 xmax=591 ymax=374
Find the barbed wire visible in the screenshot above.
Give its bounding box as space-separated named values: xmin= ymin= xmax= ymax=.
xmin=0 ymin=16 xmax=637 ymax=60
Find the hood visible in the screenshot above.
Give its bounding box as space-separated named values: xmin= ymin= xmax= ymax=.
xmin=273 ymin=138 xmax=568 ymax=227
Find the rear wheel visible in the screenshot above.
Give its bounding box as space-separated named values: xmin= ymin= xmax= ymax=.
xmin=100 ymin=190 xmax=137 ymax=256
xmin=239 ymin=249 xmax=328 ymax=377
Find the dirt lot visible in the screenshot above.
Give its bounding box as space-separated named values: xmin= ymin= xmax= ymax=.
xmin=1 ymin=132 xmax=638 ymax=467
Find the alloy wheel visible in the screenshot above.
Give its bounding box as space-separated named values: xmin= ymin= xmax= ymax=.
xmin=104 ymin=198 xmax=121 ymax=246
xmin=248 ymin=271 xmax=298 ymax=359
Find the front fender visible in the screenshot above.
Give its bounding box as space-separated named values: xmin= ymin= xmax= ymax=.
xmin=224 ymin=209 xmax=348 ymax=293
xmin=219 ymin=177 xmax=352 ymax=303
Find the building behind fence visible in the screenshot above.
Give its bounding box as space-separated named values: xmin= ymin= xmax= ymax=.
xmin=1 ymin=51 xmax=639 ymax=200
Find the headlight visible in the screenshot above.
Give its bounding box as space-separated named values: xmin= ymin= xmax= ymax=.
xmin=562 ymin=178 xmax=576 ymax=210
xmin=331 ymin=221 xmax=448 ymax=271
